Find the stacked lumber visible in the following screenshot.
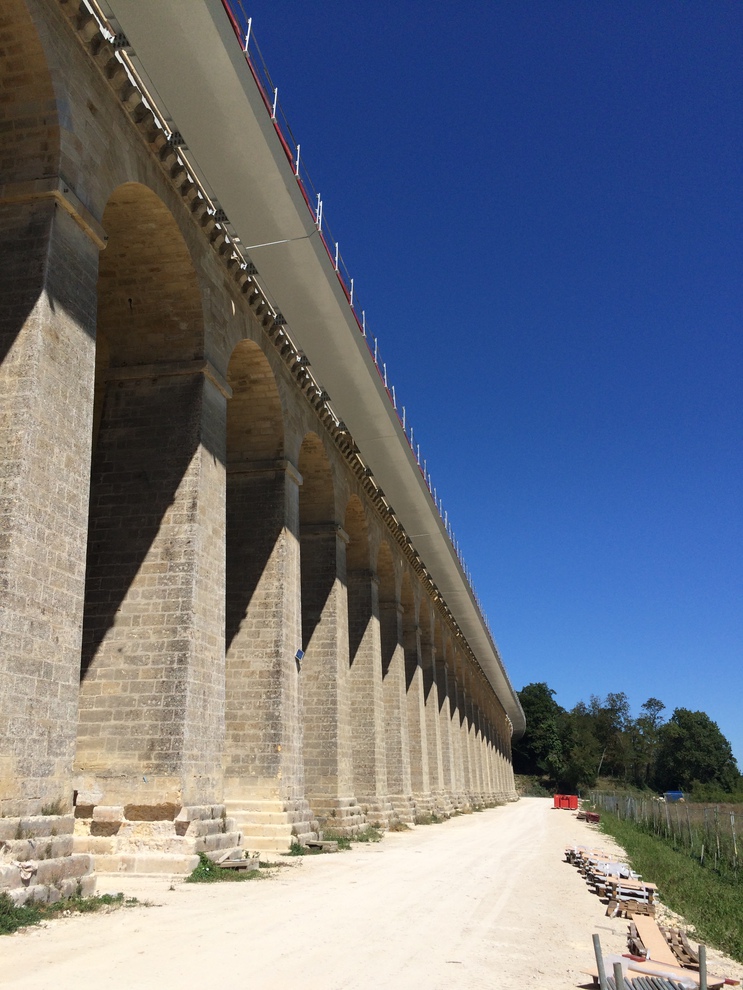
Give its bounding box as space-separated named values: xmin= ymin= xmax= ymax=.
xmin=571 ymin=851 xmax=742 ymax=989
xmin=565 ymin=844 xmax=657 ymax=918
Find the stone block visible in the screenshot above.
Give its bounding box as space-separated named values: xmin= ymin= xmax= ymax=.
xmin=35 ymin=854 xmax=92 ymax=886
xmin=0 ymin=820 xmax=21 ymax=841
xmin=175 ymin=805 xmax=206 ymax=823
xmin=185 ymin=819 xmax=222 ymax=838
xmin=28 ymin=884 xmax=50 ymax=904
xmin=92 ymin=806 xmax=125 ymax=823
xmin=92 ymin=855 xmax=121 ymax=873
xmin=50 ymin=835 xmax=75 ymax=858
xmin=7 ymin=888 xmax=30 ymax=907
xmin=2 ymin=839 xmax=33 ymax=861
xmin=90 ymin=821 xmax=122 ymax=837
xmin=20 ymin=815 xmax=74 ymax=838
xmin=0 ymin=864 xmax=22 ymax=889
xmin=80 ymin=875 xmax=97 ymax=896
xmin=94 ymin=851 xmax=198 ymax=875
xmin=72 ymin=835 xmax=115 ymax=855
xmin=123 ymin=803 xmax=180 ymax=822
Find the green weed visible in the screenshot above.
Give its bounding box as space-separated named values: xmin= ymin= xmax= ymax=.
xmin=0 ymin=891 xmax=131 ymax=936
xmin=352 ymin=825 xmax=383 ymax=843
xmin=185 ymin=852 xmax=262 ymax=882
xmin=321 ymin=832 xmax=352 ymax=850
xmin=600 ymin=811 xmax=743 ymax=963
xmin=414 ymin=812 xmax=442 ymax=825
xmin=287 ymin=839 xmax=318 ymax=856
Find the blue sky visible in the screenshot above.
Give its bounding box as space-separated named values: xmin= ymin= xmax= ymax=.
xmin=238 ymin=2 xmax=742 ymax=764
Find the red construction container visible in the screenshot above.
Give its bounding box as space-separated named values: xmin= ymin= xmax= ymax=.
xmin=553 ymin=794 xmax=579 ymax=810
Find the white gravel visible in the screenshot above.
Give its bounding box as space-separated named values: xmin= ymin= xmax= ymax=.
xmin=2 ymin=798 xmax=740 ymax=990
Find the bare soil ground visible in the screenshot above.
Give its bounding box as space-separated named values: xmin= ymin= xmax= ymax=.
xmin=2 ymin=798 xmax=741 ymax=990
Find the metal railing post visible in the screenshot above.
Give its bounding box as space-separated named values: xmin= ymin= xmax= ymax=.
xmin=592 ymin=934 xmax=608 ymax=990
xmin=699 ymin=944 xmax=708 ymax=990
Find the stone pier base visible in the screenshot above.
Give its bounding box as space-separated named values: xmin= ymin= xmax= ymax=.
xmin=0 ymin=815 xmax=95 ymax=905
xmin=225 ymin=798 xmax=319 ymax=854
xmin=72 ymin=804 xmax=241 ymax=875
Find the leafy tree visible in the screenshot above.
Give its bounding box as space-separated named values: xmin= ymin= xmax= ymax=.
xmin=640 ymin=697 xmax=666 ymax=729
xmin=512 ymin=683 xmax=565 ymax=780
xmin=559 ymin=702 xmax=602 ymax=791
xmin=654 ymin=708 xmax=740 ymax=793
xmin=629 ymin=698 xmax=666 ymax=787
xmin=590 ymin=692 xmax=632 ymax=779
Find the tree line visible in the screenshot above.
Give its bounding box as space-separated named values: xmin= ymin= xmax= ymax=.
xmin=513 ymin=683 xmax=742 ymax=797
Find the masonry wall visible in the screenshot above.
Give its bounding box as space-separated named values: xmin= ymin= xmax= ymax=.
xmin=0 ymin=0 xmax=519 ymax=875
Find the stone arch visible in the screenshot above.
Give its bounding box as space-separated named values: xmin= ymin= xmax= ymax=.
xmin=345 ymin=495 xmax=371 ymax=667
xmin=225 ymin=339 xmax=285 ymax=651
xmin=434 ymin=620 xmax=448 ymax=713
xmin=377 ymin=542 xmax=413 ymax=817
xmin=345 ymin=495 xmax=370 ymax=572
xmin=298 ymin=430 xmax=336 ymax=653
xmin=298 ymin=432 xmax=334 ymax=523
xmin=75 ymin=182 xmax=221 ymax=817
xmin=401 ymin=572 xmax=430 ymax=806
xmin=91 ymin=182 xmax=204 ymax=448
xmin=400 ymin=572 xmax=417 ymax=691
xmin=226 ymin=339 xmax=284 ymax=465
xmin=223 ymin=339 xmax=294 ymax=800
xmin=433 ymin=619 xmax=456 ymax=802
xmin=377 ymin=541 xmax=397 ymax=679
xmin=345 ymin=496 xmax=387 ymax=812
xmin=0 ymin=0 xmax=60 ymax=186
xmin=0 ymin=1 xmax=87 ymax=817
xmin=298 ymin=433 xmax=358 ymax=822
xmin=298 ymin=428 xmax=332 ymax=604
xmin=0 ymin=0 xmax=63 ymax=367
xmin=418 ymin=599 xmax=445 ymax=809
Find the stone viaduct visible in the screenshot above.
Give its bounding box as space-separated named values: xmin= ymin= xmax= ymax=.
xmin=0 ymin=0 xmax=525 ymax=901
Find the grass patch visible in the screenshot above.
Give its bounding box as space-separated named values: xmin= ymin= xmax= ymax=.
xmin=185 ymin=852 xmax=262 ymax=882
xmin=353 ymin=825 xmax=383 ymax=843
xmin=514 ymin=774 xmax=554 ymax=798
xmin=387 ymin=820 xmax=411 ymax=832
xmin=599 ymin=811 xmax=743 ymax=963
xmin=414 ymin=812 xmax=443 ymax=825
xmin=0 ymin=894 xmax=40 ymax=935
xmin=0 ymin=891 xmax=134 ymax=935
xmin=321 ymin=832 xmax=352 ymax=850
xmin=287 ymin=840 xmax=320 ymax=856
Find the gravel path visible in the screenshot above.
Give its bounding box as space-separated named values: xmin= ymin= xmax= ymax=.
xmin=2 ymin=798 xmax=739 ymax=989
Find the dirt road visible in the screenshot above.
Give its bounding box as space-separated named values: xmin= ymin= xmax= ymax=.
xmin=0 ymin=799 xmax=664 ymax=989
